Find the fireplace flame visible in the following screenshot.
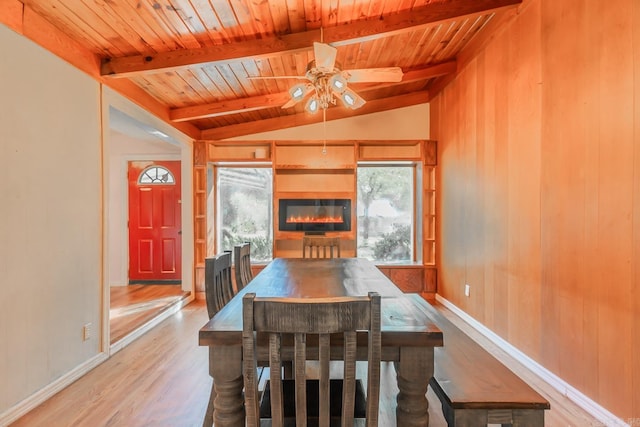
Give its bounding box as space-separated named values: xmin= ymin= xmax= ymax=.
xmin=286 ymin=215 xmax=343 ymax=224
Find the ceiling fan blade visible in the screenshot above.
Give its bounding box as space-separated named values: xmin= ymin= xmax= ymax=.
xmin=343 ymin=67 xmax=404 ymax=83
xmin=248 ymin=75 xmax=308 ymax=80
xmin=313 ymin=42 xmax=337 ymax=73
xmin=281 ymin=97 xmax=303 ymax=109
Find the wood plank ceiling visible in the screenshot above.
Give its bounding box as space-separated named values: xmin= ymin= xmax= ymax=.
xmin=18 ymin=0 xmax=522 ymax=140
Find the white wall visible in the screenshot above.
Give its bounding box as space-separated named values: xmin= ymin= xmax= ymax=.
xmin=0 ymin=24 xmax=102 ymax=417
xmin=234 ymin=103 xmax=430 ymax=140
xmin=0 ymin=23 xmax=195 ymax=424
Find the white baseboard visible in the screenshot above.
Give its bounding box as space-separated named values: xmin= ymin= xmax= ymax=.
xmin=1 ymin=295 xmax=194 ymax=426
xmin=435 ymin=294 xmax=627 ymax=427
xmin=0 ymin=352 xmax=108 ymax=426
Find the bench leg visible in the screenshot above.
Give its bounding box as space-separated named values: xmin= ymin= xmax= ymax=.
xmin=452 ymin=409 xmax=489 ymax=427
xmin=449 ymin=408 xmax=545 ymax=427
xmin=512 ymin=409 xmax=544 ymax=426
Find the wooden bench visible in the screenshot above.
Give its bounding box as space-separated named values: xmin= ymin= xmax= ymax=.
xmin=420 ymin=300 xmax=550 ymax=427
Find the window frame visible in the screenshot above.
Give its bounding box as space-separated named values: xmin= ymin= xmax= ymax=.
xmin=356 ymin=161 xmax=422 ymax=265
xmin=210 ymin=163 xmax=274 ymax=263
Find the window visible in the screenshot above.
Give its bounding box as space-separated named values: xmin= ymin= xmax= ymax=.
xmin=138 ymin=165 xmax=175 ymax=184
xmin=215 ymin=167 xmax=273 ymax=262
xmin=357 ymin=164 xmax=419 ymax=263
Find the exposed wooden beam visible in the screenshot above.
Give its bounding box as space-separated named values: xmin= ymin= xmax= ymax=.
xmin=107 ymin=79 xmax=201 ymax=138
xmin=170 ymin=92 xmax=292 ymax=122
xmin=171 ymin=61 xmax=455 ymax=122
xmin=0 ymin=0 xmax=25 ymax=33
xmin=101 ymin=0 xmax=521 ymax=78
xmin=199 ymin=91 xmax=430 ymax=140
xmin=401 ymin=61 xmax=458 ymax=82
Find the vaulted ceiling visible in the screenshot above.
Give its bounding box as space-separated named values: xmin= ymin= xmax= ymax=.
xmin=13 ymin=0 xmax=522 ymax=140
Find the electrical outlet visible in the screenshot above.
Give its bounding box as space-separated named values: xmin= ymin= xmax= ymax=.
xmin=464 ymin=284 xmax=471 ymax=297
xmin=83 ymin=323 xmax=92 ymax=341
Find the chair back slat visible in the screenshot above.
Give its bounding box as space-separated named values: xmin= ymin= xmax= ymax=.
xmin=242 ymin=292 xmax=260 ymax=426
xmin=341 ymin=330 xmax=358 ymax=427
xmin=233 ymin=242 xmax=253 ymax=291
xmin=204 ymin=251 xmax=234 ymax=319
xmin=319 ymin=333 xmax=331 ymax=427
xmin=294 ymin=333 xmax=307 ymax=427
xmin=302 ymin=236 xmax=341 ymax=258
xmin=268 ymin=333 xmax=284 ymax=425
xmin=242 ymin=292 xmax=381 ymax=427
xmin=366 ymin=295 xmax=382 ymax=426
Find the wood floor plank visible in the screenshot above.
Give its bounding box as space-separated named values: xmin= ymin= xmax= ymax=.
xmin=110 ymin=284 xmax=189 ymax=343
xmin=11 ymin=298 xmax=605 ymax=427
xmin=12 ymin=300 xmax=209 ymax=426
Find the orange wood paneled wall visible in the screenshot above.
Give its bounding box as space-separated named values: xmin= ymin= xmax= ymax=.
xmin=430 ymin=0 xmax=639 ymax=421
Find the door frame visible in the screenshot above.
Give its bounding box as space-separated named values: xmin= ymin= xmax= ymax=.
xmin=102 ymin=89 xmax=195 ymax=355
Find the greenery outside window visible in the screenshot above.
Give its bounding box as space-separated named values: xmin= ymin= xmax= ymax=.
xmin=357 ymin=163 xmax=420 ymax=263
xmin=215 ymin=166 xmax=273 ymax=262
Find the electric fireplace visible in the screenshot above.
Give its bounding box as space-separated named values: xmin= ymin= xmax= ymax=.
xmin=279 ymin=199 xmax=351 ymax=233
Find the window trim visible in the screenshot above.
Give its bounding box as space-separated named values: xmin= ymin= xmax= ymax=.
xmin=356 ymin=161 xmax=422 ymax=265
xmin=210 ymin=164 xmax=274 ymax=262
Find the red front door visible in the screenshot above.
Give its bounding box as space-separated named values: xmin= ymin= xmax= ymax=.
xmin=128 ymin=161 xmax=182 ymax=283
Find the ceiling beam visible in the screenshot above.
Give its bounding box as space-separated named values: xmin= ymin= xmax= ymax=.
xmin=170 ymin=61 xmax=455 ymax=122
xmin=101 ymin=0 xmax=521 ymax=78
xmin=170 ymin=92 xmax=291 ymax=122
xmin=199 ymin=91 xmax=430 ymax=140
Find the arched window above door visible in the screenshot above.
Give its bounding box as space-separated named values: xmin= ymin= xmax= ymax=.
xmin=138 ymin=165 xmax=175 ymax=184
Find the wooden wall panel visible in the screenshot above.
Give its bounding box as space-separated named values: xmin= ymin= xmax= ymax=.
xmin=504 ymin=0 xmax=542 ymax=363
xmin=588 ymin=0 xmax=635 ymax=414
xmin=432 ymin=0 xmax=639 ymax=420
xmin=633 ymin=0 xmax=640 ymax=418
xmin=388 ymin=267 xmax=424 ymax=293
xmin=275 ymin=171 xmax=355 ymax=193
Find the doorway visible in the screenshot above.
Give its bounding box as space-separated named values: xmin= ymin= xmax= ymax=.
xmin=106 ymin=105 xmax=193 ymax=347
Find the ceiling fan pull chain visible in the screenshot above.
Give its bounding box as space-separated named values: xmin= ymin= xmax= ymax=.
xmin=322 ymin=108 xmax=327 ymax=156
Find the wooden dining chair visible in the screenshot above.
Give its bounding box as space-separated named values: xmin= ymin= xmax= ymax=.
xmin=204 ymin=250 xmax=234 ymax=318
xmin=233 ymin=242 xmax=253 ymax=292
xmin=203 ymin=250 xmax=234 ymax=427
xmin=302 ymin=236 xmax=341 ymax=258
xmin=242 ymin=292 xmax=381 ymax=427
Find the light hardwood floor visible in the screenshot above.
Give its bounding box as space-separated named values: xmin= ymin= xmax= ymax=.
xmin=11 ymin=298 xmax=606 ymax=427
xmin=110 ymin=284 xmax=190 ymax=344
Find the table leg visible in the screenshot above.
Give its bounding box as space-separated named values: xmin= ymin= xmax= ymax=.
xmin=211 ymin=345 xmax=244 ymax=427
xmin=396 ymin=346 xmax=433 ymax=426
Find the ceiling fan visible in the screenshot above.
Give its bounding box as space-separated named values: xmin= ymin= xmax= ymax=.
xmin=252 ymin=42 xmax=404 ymax=113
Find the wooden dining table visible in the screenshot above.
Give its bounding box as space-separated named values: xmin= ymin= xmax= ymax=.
xmin=199 ymin=257 xmax=443 ymax=426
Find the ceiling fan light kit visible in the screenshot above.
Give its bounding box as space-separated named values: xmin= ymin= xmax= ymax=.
xmin=253 ymin=42 xmax=403 ymax=114
xmin=289 ymin=83 xmax=312 ymax=102
xmin=329 ymin=74 xmax=347 ymax=93
xmin=305 ymin=97 xmax=320 ymax=114
xmin=341 ymin=88 xmax=366 ymax=109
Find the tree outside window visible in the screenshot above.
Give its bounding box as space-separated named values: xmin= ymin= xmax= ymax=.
xmin=216 ymin=167 xmax=273 ymax=262
xmin=357 ymin=165 xmax=413 ymax=263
